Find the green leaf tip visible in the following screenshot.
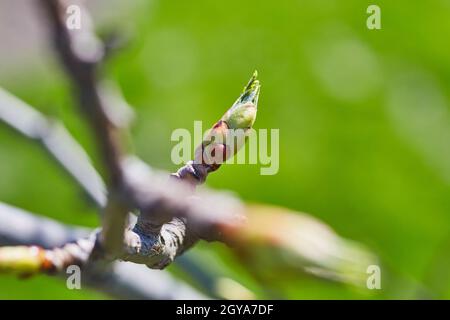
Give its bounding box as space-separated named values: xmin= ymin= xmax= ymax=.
xmin=223 ymin=72 xmax=260 ymax=130
xmin=196 ymin=72 xmax=261 ymax=167
xmin=244 ymin=70 xmax=258 ymax=91
xmin=239 ymin=71 xmax=260 ymax=105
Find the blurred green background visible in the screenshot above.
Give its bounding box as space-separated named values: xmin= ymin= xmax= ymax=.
xmin=0 ymin=0 xmax=450 ymax=299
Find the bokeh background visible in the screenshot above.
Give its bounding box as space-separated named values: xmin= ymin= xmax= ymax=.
xmin=0 ymin=0 xmax=450 ymax=299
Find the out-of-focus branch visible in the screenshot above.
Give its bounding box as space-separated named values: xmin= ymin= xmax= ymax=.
xmin=40 ymin=0 xmax=124 ymax=187
xmin=39 ymin=0 xmax=132 ymax=255
xmin=0 ymin=163 xmax=378 ymax=287
xmin=0 ymin=202 xmax=206 ymax=299
xmin=228 ymin=205 xmax=378 ymax=286
xmin=0 ymin=88 xmax=106 ymax=208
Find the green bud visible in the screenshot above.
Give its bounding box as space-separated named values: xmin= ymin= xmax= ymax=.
xmin=222 ymin=71 xmax=260 ymax=130
xmin=194 ymin=71 xmax=260 ymax=169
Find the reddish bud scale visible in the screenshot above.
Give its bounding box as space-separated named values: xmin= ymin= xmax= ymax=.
xmin=195 ymin=120 xmax=228 ymax=170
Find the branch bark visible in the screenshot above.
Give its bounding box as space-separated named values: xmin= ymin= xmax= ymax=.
xmin=0 ymin=201 xmax=206 ymax=299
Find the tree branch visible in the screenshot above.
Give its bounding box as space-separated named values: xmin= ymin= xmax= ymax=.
xmin=0 ymin=201 xmax=206 ymax=299
xmin=39 ymin=0 xmax=133 ymax=255
xmin=0 ymin=88 xmax=220 ymax=297
xmin=0 ymin=87 xmax=106 ymax=208
xmin=37 ymin=0 xmax=255 ymax=267
xmin=39 ymin=0 xmax=124 ymax=187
